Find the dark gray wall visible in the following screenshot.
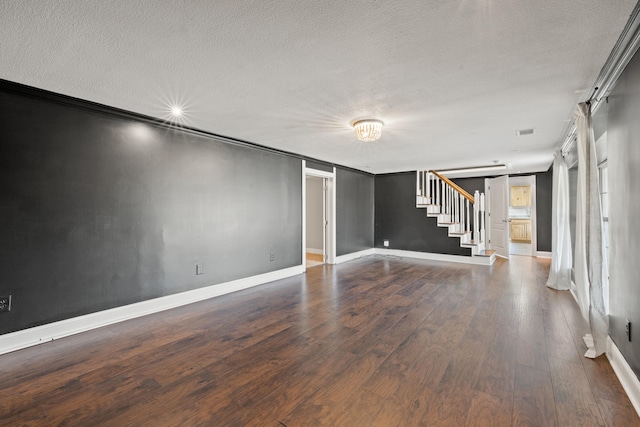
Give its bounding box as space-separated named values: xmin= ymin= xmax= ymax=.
xmin=535 ymin=170 xmax=553 ymax=252
xmin=336 ymin=168 xmax=374 ymax=256
xmin=0 ymin=84 xmax=302 ymax=335
xmin=374 ymin=172 xmax=484 ymax=256
xmin=607 ymin=47 xmax=640 ymax=378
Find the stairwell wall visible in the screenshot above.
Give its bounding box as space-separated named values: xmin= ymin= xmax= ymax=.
xmin=374 ymin=172 xmax=484 ymax=256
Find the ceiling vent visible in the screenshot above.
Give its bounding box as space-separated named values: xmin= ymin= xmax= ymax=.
xmin=516 ymin=128 xmax=534 ymax=136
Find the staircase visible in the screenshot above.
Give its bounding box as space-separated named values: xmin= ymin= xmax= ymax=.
xmin=416 ymin=170 xmax=495 ymax=261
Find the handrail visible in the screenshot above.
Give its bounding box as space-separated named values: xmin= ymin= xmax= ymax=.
xmin=429 ymin=170 xmax=475 ymax=203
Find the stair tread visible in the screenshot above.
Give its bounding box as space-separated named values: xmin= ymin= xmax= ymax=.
xmin=476 ymin=249 xmax=496 ymax=257
xmin=449 ymin=231 xmax=471 ymax=236
xmin=461 ymin=240 xmax=483 ymax=246
xmin=438 ymin=222 xmax=460 ymax=225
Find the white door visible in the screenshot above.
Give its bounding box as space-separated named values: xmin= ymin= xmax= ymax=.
xmin=489 ymin=175 xmax=509 ymax=258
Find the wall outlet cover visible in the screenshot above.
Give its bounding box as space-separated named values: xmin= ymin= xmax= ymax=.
xmin=0 ymin=295 xmax=12 ymax=312
xmin=626 ymin=319 xmax=632 ymax=341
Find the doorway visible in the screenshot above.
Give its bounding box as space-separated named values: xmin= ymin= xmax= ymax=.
xmin=485 ymin=174 xmax=537 ymax=257
xmin=305 ymin=175 xmax=326 ymax=268
xmin=302 ymin=161 xmax=335 ymax=271
xmin=507 ymin=175 xmax=536 ymax=256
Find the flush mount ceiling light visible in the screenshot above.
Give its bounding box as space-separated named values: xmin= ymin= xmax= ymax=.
xmin=353 ymin=119 xmax=384 ymax=142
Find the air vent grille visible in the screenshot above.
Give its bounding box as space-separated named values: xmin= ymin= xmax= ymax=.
xmin=516 ymin=128 xmax=534 ymax=136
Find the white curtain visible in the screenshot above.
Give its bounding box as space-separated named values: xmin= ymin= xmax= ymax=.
xmin=574 ymin=102 xmax=608 ymax=358
xmin=546 ymin=151 xmax=572 ymax=291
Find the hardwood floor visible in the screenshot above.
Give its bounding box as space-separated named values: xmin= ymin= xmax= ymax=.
xmin=1 ymin=255 xmax=638 ymax=426
xmin=306 ymin=252 xmax=324 ymax=268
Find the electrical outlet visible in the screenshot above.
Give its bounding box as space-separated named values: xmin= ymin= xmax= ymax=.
xmin=626 ymin=319 xmax=632 ymax=342
xmin=0 ymin=295 xmax=12 ymax=313
xmin=383 ymin=239 xmax=389 ymax=247
xmin=196 ymin=264 xmax=204 ymax=275
xmin=270 ymin=252 xmax=275 ymax=262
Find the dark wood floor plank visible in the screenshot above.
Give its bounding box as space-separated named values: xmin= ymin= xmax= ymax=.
xmin=466 ymin=390 xmax=512 ymax=427
xmin=512 ymin=364 xmax=558 ymax=427
xmin=0 ymin=255 xmax=637 ymax=426
xmin=596 ymin=395 xmax=640 ymax=427
xmin=549 ymin=356 xmax=607 ymax=427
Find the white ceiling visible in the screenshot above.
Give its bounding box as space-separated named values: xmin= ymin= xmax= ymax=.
xmin=1 ymin=1 xmax=637 ymax=175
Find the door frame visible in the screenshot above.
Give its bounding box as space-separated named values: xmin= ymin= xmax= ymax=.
xmin=302 ymin=160 xmax=336 ymax=272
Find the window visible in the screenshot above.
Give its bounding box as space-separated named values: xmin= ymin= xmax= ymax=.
xmin=599 ymin=162 xmax=609 ymax=269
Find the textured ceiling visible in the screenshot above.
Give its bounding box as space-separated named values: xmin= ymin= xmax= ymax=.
xmin=0 ymin=0 xmax=637 ymax=174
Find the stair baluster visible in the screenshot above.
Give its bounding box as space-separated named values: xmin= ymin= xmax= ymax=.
xmin=480 ymin=193 xmax=486 ymax=245
xmin=426 ymin=171 xmax=430 ymax=203
xmin=465 ymin=198 xmax=470 ymax=234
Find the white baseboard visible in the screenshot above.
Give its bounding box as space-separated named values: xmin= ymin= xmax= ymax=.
xmin=373 ymin=248 xmax=493 ymax=265
xmin=0 ymin=264 xmax=304 ymax=356
xmin=334 ymin=248 xmax=375 ymax=264
xmin=607 ymin=336 xmax=640 ymax=418
xmin=305 ymin=248 xmax=324 ymax=255
xmin=536 ymin=251 xmax=552 ymax=258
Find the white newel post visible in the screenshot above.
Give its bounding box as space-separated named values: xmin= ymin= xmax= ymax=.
xmin=416 ymin=171 xmax=421 ymax=206
xmin=480 ymin=193 xmax=486 ymax=244
xmin=473 ymin=190 xmax=480 ymax=243
xmin=459 ymin=193 xmax=463 ymax=230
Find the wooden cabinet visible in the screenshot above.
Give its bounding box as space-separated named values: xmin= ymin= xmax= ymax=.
xmin=510 ymin=219 xmax=532 ymax=242
xmin=510 ymin=186 xmax=531 ymax=207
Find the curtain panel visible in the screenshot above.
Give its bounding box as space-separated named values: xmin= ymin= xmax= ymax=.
xmin=574 ymin=102 xmax=608 ymax=358
xmin=546 ymin=151 xmax=572 ymax=291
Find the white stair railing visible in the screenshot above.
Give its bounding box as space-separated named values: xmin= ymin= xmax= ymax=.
xmin=415 ymin=170 xmax=486 ymax=254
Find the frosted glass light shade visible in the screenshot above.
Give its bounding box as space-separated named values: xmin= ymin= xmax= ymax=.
xmin=353 ymin=119 xmax=383 ymax=142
